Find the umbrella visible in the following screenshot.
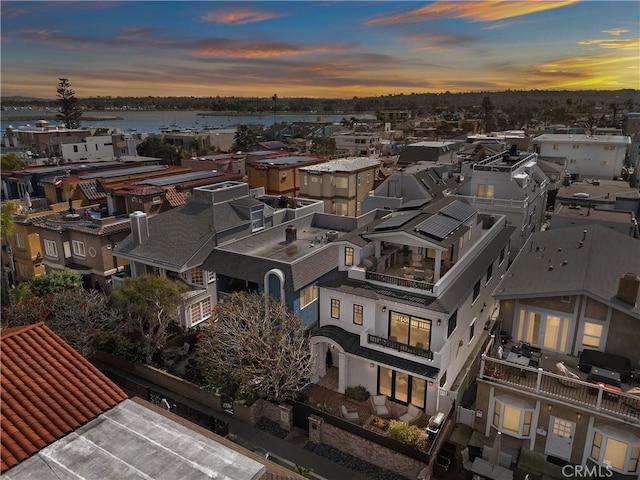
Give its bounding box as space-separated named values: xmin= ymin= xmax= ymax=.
xmin=489 ymin=431 xmax=502 ymax=469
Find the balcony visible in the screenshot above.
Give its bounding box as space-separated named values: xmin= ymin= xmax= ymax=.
xmin=365 ymin=271 xmax=435 ymax=293
xmin=479 ymin=356 xmax=640 ymax=424
xmin=368 ymin=334 xmax=434 ymax=360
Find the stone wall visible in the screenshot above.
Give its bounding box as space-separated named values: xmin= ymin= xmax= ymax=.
xmin=308 ymin=415 xmax=426 ymax=479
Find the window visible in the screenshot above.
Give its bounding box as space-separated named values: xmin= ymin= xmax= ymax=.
xmin=561 ymin=295 xmax=572 ymax=303
xmin=73 ymin=145 xmax=79 ymax=153
xmin=473 ymin=280 xmax=481 ymax=303
xmin=44 ymin=239 xmax=58 ymax=258
xmin=553 ymin=144 xmax=560 ymax=150
xmin=331 ymin=299 xmax=340 ymax=319
xmin=516 ymin=310 xmax=570 ymax=352
xmin=379 ymin=366 xmax=426 ymax=408
xmin=499 ymin=247 xmax=506 ymax=264
xmin=439 ymin=371 xmax=447 ymax=388
xmin=72 ymin=240 xmax=85 ymax=257
xmin=335 ymin=177 xmax=348 ymax=189
xmin=582 ymin=322 xmax=604 ymax=348
xmin=207 ymin=270 xmax=216 ymax=283
xmin=345 ymin=247 xmax=354 ymax=266
xmin=13 ymin=233 xmax=25 ymax=249
xmin=389 ymin=311 xmax=431 ymax=351
xmin=190 ymin=297 xmax=212 ymax=325
xmin=476 ymin=184 xmax=495 ymax=198
xmin=590 ymin=428 xmax=640 ymax=474
xmin=353 ymin=304 xmax=363 ymax=325
xmin=486 ymin=262 xmax=493 ymax=284
xmin=572 ymin=144 xmax=580 ymax=149
xmin=470 ymin=319 xmax=476 ymax=342
xmin=447 ymin=311 xmax=457 ymax=338
xmin=492 ymin=396 xmax=534 ymax=438
xmin=181 ymin=267 xmax=205 ymax=286
xmin=18 ymin=263 xmax=30 ymax=279
xmin=300 ymin=285 xmax=318 ymax=309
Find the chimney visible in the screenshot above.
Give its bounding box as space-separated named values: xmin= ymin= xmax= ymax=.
xmin=285 ymin=225 xmax=297 ymax=243
xmin=130 ymin=211 xmax=149 ymax=245
xmin=616 ymin=273 xmax=640 ymax=307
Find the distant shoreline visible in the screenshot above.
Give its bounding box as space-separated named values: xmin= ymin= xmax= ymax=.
xmin=1 ymin=115 xmax=124 ymax=122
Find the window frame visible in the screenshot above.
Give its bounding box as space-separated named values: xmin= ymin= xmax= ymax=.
xmin=353 ymin=304 xmax=363 ymax=325
xmin=472 ymin=280 xmax=481 ymax=303
xmin=331 ymin=298 xmax=340 ymax=319
xmin=43 ymin=239 xmax=58 ymax=259
xmin=389 ymin=310 xmax=432 ymax=351
xmin=72 ymin=240 xmax=86 ymax=258
xmin=13 ymin=233 xmax=25 ymax=249
xmin=189 ymin=296 xmax=212 ymax=326
xmin=344 ymin=246 xmax=354 ymax=266
xmin=589 ymin=428 xmax=640 ymax=474
xmin=492 ymin=397 xmax=535 ymax=439
xmin=300 ymin=285 xmax=318 ymax=309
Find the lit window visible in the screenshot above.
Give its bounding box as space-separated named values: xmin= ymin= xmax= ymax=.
xmin=44 ymin=239 xmax=58 ymax=258
xmin=72 ymin=240 xmax=85 ymax=257
xmin=389 ymin=311 xmax=431 ymax=351
xmin=379 ymin=366 xmax=425 ymax=408
xmin=582 ymin=322 xmax=604 ymax=349
xmin=300 ymin=285 xmax=318 ymax=309
xmin=492 ymin=396 xmax=534 ymax=438
xmin=353 ymin=304 xmax=363 ymax=325
xmin=590 ymin=427 xmax=640 ymax=474
xmin=476 ymin=184 xmax=495 ymax=198
xmin=331 ymin=299 xmax=340 ymax=319
xmin=345 ymin=247 xmax=354 ymax=266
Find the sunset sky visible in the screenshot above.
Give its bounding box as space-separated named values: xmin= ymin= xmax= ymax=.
xmin=1 ymin=1 xmax=638 ymax=99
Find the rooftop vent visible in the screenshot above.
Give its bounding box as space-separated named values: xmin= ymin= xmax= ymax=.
xmin=616 ymin=273 xmax=640 ymax=307
xmin=285 ymin=225 xmax=297 ymax=243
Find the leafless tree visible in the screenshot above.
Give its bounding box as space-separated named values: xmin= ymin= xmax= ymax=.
xmin=197 ymin=291 xmax=314 ymax=402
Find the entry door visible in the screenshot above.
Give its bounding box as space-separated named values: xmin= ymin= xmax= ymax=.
xmin=545 ymin=416 xmax=575 ymax=461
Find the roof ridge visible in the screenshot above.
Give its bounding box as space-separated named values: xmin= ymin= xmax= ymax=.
xmin=0 ymin=321 xmax=45 ymax=339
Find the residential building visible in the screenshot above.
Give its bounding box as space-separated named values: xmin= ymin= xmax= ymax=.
xmin=397 ymin=141 xmax=458 ymax=167
xmin=475 ymin=225 xmax=640 ymax=476
xmin=533 ymin=133 xmax=631 ymax=181
xmin=333 ymin=132 xmax=381 ymax=157
xmin=554 ymin=179 xmax=640 ymax=217
xmin=246 ymin=155 xmax=325 ymax=197
xmin=0 ymin=322 xmax=298 ymax=480
xmin=299 ymin=157 xmax=381 ymax=216
xmin=113 ymin=181 xmax=322 ymax=328
xmin=181 ymin=152 xmax=246 ymax=176
xmin=32 ymin=209 xmax=130 ymax=292
xmin=310 ymin=197 xmax=515 ymax=417
xmin=48 ymin=134 xmax=117 ymax=163
xmin=203 ymin=206 xmax=348 ymax=329
xmin=454 ymin=149 xmax=549 ymax=259
xmin=3 ymin=120 xmax=92 ymax=157
xmin=550 ymin=204 xmax=638 ymax=238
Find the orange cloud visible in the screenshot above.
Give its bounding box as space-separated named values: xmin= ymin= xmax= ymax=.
xmin=201 ymin=8 xmax=283 ymax=25
xmin=364 ymin=1 xmax=580 ymax=25
xmin=602 ymin=28 xmax=629 ymax=36
xmin=579 ymin=37 xmax=640 ymax=50
xmin=195 ymin=41 xmax=354 ymax=58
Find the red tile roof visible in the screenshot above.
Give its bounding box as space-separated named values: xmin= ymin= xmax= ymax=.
xmin=164 ymin=186 xmax=187 ymax=207
xmin=0 ymin=322 xmax=127 ymax=472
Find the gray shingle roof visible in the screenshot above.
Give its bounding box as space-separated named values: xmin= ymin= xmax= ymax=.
xmin=494 ymin=225 xmax=640 ymax=317
xmin=114 ymin=199 xmax=250 ymax=270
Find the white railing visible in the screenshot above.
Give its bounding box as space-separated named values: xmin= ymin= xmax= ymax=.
xmin=480 ymin=356 xmax=640 ymax=424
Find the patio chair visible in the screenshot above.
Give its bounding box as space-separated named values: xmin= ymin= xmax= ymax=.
xmin=340 ymin=404 xmax=359 ymax=423
xmin=556 ymin=362 xmax=580 ymax=387
xmin=370 ymin=395 xmax=390 ymax=418
xmin=399 ymin=403 xmax=423 ymax=425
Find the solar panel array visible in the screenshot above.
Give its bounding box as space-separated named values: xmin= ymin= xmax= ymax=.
xmin=373 ymin=211 xmax=420 ymax=231
xmin=415 ymin=214 xmax=462 ymax=240
xmin=439 ymin=200 xmax=477 ymax=222
xmin=140 ymin=171 xmax=224 ymax=186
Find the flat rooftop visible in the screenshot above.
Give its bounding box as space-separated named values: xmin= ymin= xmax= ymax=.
xmin=554 ymin=204 xmax=634 ymax=222
xmin=300 ymin=157 xmax=380 ymax=172
xmin=558 ymin=180 xmax=640 ymax=200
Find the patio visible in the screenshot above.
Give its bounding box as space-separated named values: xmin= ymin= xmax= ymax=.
xmin=308 ymin=368 xmax=431 ymax=429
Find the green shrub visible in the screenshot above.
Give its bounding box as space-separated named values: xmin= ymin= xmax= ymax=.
xmin=344 ymin=385 xmax=370 ymax=402
xmin=386 ymin=420 xmax=428 ymax=451
xmin=95 ymin=331 xmax=146 ymax=363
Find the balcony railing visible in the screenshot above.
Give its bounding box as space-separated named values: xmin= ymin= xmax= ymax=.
xmin=368 ymin=334 xmax=434 ymax=360
xmin=480 ymin=356 xmax=640 ymax=424
xmin=365 ymin=271 xmax=435 ymax=293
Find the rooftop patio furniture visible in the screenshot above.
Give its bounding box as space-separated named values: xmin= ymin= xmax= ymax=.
xmin=370 ymin=395 xmax=390 ymax=418
xmin=340 ymin=404 xmax=359 ymax=423
xmin=556 ymin=362 xmax=580 ymax=387
xmin=399 ymin=403 xmax=423 ymax=425
xmin=578 ymin=349 xmax=631 ymax=383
